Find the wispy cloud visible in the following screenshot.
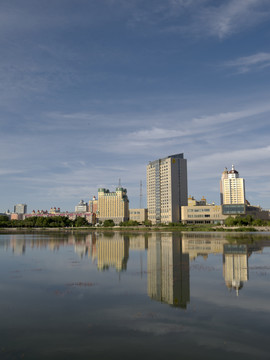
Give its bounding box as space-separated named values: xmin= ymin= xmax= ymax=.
xmin=195 ymin=0 xmax=270 ymax=39
xmin=224 ymin=52 xmax=270 ymax=73
xmin=124 ymin=103 xmax=270 ymax=144
xmin=125 ymin=0 xmax=270 ymax=39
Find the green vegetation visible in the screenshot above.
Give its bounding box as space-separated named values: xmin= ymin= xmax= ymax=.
xmin=0 ymin=214 xmax=269 ymax=232
xmin=119 ymin=220 xmax=139 ymax=227
xmin=143 ymin=220 xmax=152 ymax=227
xmin=0 ymin=216 xmax=90 ymax=228
xmin=103 ymin=219 xmax=115 ymax=227
xmin=224 ymin=215 xmax=270 ymax=227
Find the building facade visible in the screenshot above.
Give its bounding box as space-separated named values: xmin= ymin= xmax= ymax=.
xmin=97 ymin=187 xmax=129 ymax=224
xmin=147 ymin=153 xmax=188 ymax=224
xmin=14 ymin=204 xmax=27 ymax=214
xmin=220 ymin=165 xmax=245 ymax=205
xmin=181 ymin=197 xmax=227 ymax=224
xmin=129 ymin=208 xmax=148 ymax=224
xmin=89 ymin=196 xmax=98 ymax=214
xmin=75 ymin=200 xmax=88 ymax=213
xmin=182 ymin=197 xmax=269 ymax=224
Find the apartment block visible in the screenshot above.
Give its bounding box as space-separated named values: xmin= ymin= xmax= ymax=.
xmin=147 ymin=153 xmax=187 ymax=224
xmin=98 ymin=187 xmax=129 ymax=224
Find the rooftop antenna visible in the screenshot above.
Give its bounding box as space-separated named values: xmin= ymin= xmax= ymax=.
xmin=118 ymin=178 xmax=121 ymax=187
xmin=140 ymin=180 xmax=143 ymax=208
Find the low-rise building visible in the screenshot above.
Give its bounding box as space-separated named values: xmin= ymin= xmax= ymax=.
xmin=129 ymin=208 xmax=148 ymax=224
xmin=181 ymin=196 xmax=226 ymax=224
xmin=181 ymin=196 xmax=270 ymax=224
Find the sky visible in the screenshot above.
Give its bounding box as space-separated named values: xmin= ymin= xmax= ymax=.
xmin=1 ymin=0 xmax=270 ymax=213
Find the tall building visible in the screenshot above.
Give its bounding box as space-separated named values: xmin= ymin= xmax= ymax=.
xmin=220 ymin=165 xmax=245 ymax=205
xmin=98 ymin=187 xmax=129 ymax=224
xmin=14 ymin=204 xmax=27 ymax=214
xmin=89 ymin=196 xmax=98 ymax=214
xmin=147 ymin=153 xmax=187 ymax=224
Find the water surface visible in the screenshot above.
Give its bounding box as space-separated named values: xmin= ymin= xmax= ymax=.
xmin=0 ymin=231 xmax=269 ymax=359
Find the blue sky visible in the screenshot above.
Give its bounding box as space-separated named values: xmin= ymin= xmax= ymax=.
xmin=1 ymin=0 xmax=270 ymax=212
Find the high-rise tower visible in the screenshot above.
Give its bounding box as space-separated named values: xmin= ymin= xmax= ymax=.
xmin=147 ymin=153 xmax=188 ymax=224
xmin=220 ymin=165 xmax=245 ymax=205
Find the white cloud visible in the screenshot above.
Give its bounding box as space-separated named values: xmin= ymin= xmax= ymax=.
xmin=198 ymin=0 xmax=270 ymax=39
xmin=224 ymin=52 xmax=270 ymax=73
xmin=126 ymin=0 xmax=270 ymax=39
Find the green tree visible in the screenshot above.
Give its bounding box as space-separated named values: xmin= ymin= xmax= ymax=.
xmin=74 ymin=216 xmax=89 ymax=227
xmin=143 ymin=220 xmax=152 ymax=227
xmin=224 ymin=216 xmax=237 ymax=226
xmin=103 ymin=219 xmax=115 ymax=227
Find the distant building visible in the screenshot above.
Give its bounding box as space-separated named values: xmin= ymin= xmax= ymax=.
xmin=220 ymin=165 xmax=245 ymax=205
xmin=24 ymin=211 xmax=96 ymax=225
xmin=129 ymin=208 xmax=148 ymax=224
xmin=89 ymin=196 xmax=98 ymax=214
xmin=75 ymin=200 xmax=88 ymax=213
xmin=10 ymin=213 xmax=24 ymax=220
xmin=14 ymin=204 xmax=27 ymax=214
xmin=147 ymin=153 xmax=188 ymax=224
xmin=49 ymin=207 xmax=61 ymax=214
xmin=97 ymin=187 xmax=129 ymax=224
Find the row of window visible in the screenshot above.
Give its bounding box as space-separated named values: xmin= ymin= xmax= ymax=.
xmin=188 ymin=215 xmax=210 ymax=218
xmin=187 ymin=208 xmax=210 ymax=212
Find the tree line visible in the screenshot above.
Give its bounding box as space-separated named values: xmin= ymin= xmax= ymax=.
xmin=0 ymin=215 xmax=90 ymax=228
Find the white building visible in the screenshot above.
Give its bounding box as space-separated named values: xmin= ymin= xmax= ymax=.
xmin=220 ymin=165 xmax=245 ymax=205
xmin=75 ymin=200 xmax=88 ymax=213
xmin=14 ymin=204 xmax=27 ymax=214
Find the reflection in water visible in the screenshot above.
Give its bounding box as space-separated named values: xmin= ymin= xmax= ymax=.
xmin=1 ymin=231 xmax=270 ymax=302
xmin=223 ymin=244 xmax=248 ymax=295
xmin=147 ymin=233 xmax=190 ymax=308
xmin=97 ymin=235 xmax=129 ymax=271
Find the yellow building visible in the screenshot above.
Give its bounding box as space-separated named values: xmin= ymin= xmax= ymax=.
xmin=181 ymin=196 xmax=227 ymax=224
xmin=220 ymin=165 xmax=245 ymax=205
xmin=98 ymin=187 xmax=129 ymax=224
xmin=129 ymin=208 xmax=148 ymax=224
xmin=147 ymin=153 xmax=188 ymax=224
xmin=96 ymin=234 xmax=129 ymax=271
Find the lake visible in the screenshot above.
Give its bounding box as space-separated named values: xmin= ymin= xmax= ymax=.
xmin=0 ymin=231 xmax=269 ymax=359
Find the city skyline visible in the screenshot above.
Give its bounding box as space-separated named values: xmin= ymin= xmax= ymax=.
xmin=1 ymin=1 xmax=270 ymax=212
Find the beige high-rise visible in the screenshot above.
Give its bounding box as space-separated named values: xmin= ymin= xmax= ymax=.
xmin=147 ymin=153 xmax=187 ymax=224
xmin=98 ymin=187 xmax=129 ymax=224
xmin=220 ymin=165 xmax=245 ymax=205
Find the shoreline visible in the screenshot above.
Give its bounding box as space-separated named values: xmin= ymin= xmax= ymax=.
xmin=1 ymin=226 xmax=270 ymax=233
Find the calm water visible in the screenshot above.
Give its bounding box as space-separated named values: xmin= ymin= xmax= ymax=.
xmin=0 ymin=231 xmax=270 ymax=360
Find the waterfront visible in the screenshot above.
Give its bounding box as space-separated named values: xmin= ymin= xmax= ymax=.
xmin=0 ymin=232 xmax=270 ymax=359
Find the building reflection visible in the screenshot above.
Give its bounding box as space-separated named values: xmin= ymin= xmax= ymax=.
xmin=223 ymin=244 xmax=248 ymax=295
xmin=147 ymin=233 xmax=190 ymax=308
xmin=2 ymin=232 xmax=270 ymax=300
xmin=181 ymin=233 xmax=265 ymax=296
xmin=96 ymin=234 xmax=129 ymax=272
